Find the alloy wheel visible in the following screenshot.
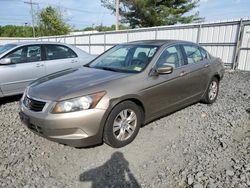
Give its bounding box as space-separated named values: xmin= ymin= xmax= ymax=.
xmin=208 ymin=81 xmax=218 ymax=101
xmin=113 ymin=109 xmax=137 ymax=141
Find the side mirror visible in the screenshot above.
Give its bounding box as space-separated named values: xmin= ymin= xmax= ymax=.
xmin=0 ymin=58 xmax=11 ymax=65
xmin=156 ymin=65 xmax=173 ymax=75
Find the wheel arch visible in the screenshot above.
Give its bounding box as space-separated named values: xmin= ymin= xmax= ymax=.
xmin=213 ymin=73 xmax=221 ymax=82
xmin=108 ymin=95 xmax=146 ymax=124
xmin=99 ymin=95 xmax=146 ymax=141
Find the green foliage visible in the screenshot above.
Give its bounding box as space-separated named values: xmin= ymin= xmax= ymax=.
xmin=37 ymin=6 xmax=71 ymax=36
xmin=101 ymin=0 xmax=204 ymax=28
xmin=83 ymin=27 xmax=95 ymax=31
xmin=74 ymin=24 xmax=128 ymax=32
xmin=0 ymin=25 xmax=33 ymax=37
xmin=95 ymin=24 xmax=128 ymax=31
xmin=0 ymin=6 xmax=71 ymax=37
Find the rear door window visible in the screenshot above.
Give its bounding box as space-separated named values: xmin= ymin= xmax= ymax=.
xmin=45 ymin=45 xmax=77 ymax=60
xmin=183 ymin=45 xmax=203 ymax=64
xmin=199 ymin=47 xmax=209 ymax=59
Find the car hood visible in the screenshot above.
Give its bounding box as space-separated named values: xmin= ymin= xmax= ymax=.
xmin=28 ymin=67 xmax=130 ymax=101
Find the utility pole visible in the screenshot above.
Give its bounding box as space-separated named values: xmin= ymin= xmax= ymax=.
xmin=24 ymin=0 xmax=38 ymax=37
xmin=115 ymin=0 xmax=119 ymax=31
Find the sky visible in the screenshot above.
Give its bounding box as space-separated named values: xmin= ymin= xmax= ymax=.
xmin=0 ymin=0 xmax=249 ymax=29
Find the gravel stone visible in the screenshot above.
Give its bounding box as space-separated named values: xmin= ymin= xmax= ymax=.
xmin=226 ymin=170 xmax=234 ymax=177
xmin=0 ymin=70 xmax=250 ymax=187
xmin=188 ymin=175 xmax=195 ymax=185
xmin=193 ymin=183 xmax=203 ymax=188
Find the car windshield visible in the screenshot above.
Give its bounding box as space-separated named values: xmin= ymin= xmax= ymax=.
xmin=0 ymin=44 xmax=17 ymax=55
xmin=89 ymin=45 xmax=159 ymax=73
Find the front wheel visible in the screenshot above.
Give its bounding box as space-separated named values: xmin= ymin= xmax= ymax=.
xmin=103 ymin=101 xmax=142 ymax=148
xmin=202 ymin=77 xmax=219 ymax=104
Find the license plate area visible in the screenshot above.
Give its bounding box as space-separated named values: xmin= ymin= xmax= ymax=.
xmin=19 ymin=112 xmax=43 ymax=134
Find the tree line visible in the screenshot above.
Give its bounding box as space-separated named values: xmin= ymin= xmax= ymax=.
xmin=0 ymin=0 xmax=203 ymax=37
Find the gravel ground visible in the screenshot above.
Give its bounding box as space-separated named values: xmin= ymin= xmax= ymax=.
xmin=0 ymin=70 xmax=249 ymax=188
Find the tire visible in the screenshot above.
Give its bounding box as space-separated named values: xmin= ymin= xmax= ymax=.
xmin=202 ymin=77 xmax=219 ymax=104
xmin=103 ymin=101 xmax=142 ymax=148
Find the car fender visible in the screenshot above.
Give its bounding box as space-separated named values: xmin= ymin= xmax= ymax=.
xmin=98 ymin=94 xmax=146 ymax=139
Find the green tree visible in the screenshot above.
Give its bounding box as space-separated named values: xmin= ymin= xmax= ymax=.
xmin=0 ymin=25 xmax=33 ymax=37
xmin=74 ymin=24 xmax=128 ymax=32
xmin=95 ymin=24 xmax=128 ymax=31
xmin=101 ymin=0 xmax=204 ymax=28
xmin=37 ymin=6 xmax=71 ymax=36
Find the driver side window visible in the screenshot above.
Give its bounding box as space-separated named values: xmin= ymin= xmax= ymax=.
xmin=5 ymin=45 xmax=41 ymax=64
xmin=156 ymin=45 xmax=183 ymax=69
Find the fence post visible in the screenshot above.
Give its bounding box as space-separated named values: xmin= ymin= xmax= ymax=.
xmin=232 ymin=19 xmax=244 ymax=70
xmin=74 ymin=36 xmax=76 ymax=45
xmin=196 ymin=24 xmax=202 ymax=44
xmin=155 ymin=27 xmax=158 ymax=40
xmin=89 ymin=34 xmax=91 ymax=54
xmin=104 ymin=32 xmax=106 ymax=51
xmin=127 ymin=30 xmax=129 ymax=42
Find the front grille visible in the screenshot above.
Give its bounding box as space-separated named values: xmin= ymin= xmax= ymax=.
xmin=23 ymin=96 xmax=46 ymax=112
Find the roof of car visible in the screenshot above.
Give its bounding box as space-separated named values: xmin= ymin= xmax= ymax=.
xmin=125 ymin=40 xmax=196 ymax=46
xmin=7 ymin=41 xmax=70 ymax=46
xmin=6 ymin=40 xmax=197 ymax=47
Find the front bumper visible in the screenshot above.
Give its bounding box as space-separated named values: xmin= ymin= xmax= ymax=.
xmin=19 ymin=98 xmax=106 ymax=147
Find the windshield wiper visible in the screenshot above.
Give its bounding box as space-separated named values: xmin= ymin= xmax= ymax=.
xmin=94 ymin=66 xmax=121 ymax=72
xmin=92 ymin=66 xmax=138 ymax=73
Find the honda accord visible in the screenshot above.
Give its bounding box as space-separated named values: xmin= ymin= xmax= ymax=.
xmin=19 ymin=40 xmax=224 ymax=148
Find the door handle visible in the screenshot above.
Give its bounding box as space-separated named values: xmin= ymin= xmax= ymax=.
xmin=71 ymin=60 xmax=78 ymax=63
xmin=180 ymin=71 xmax=187 ymax=76
xmin=36 ymin=63 xmax=44 ymax=67
xmin=204 ymin=64 xmax=210 ymax=68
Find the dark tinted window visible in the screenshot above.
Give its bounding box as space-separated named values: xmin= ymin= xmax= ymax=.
xmin=157 ymin=45 xmax=184 ymax=69
xmin=183 ymin=45 xmax=203 ymax=64
xmin=45 ymin=45 xmax=77 ymax=60
xmin=5 ymin=45 xmax=41 ymax=64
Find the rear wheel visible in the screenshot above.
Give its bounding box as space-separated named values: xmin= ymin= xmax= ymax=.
xmin=202 ymin=77 xmax=219 ymax=104
xmin=103 ymin=101 xmax=142 ymax=148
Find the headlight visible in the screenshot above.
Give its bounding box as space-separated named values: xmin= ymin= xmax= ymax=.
xmin=52 ymin=91 xmax=106 ymax=113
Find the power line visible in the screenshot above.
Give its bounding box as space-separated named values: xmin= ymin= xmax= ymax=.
xmin=24 ymin=0 xmax=38 ymax=37
xmin=37 ymin=1 xmax=110 ymax=15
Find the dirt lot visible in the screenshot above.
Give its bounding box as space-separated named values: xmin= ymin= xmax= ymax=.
xmin=0 ymin=71 xmax=249 ymax=188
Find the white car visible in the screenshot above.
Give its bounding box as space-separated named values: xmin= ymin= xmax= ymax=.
xmin=0 ymin=42 xmax=95 ymax=97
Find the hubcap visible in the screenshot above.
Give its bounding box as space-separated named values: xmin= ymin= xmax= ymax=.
xmin=113 ymin=109 xmax=137 ymax=141
xmin=208 ymin=81 xmax=218 ymax=101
